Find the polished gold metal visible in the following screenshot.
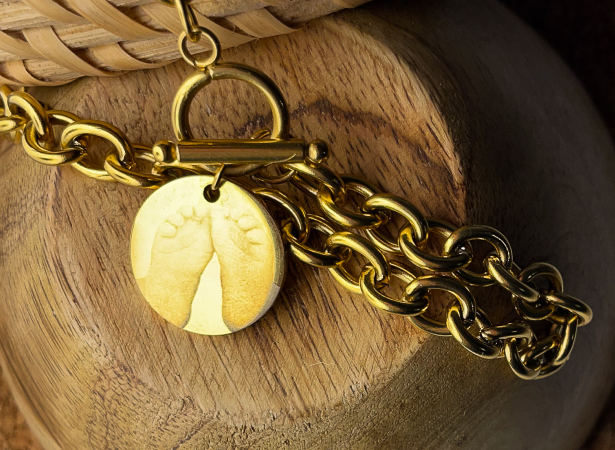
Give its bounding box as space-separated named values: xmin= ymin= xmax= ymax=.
xmin=289 ymin=163 xmax=346 ymax=201
xmin=326 ymin=231 xmax=391 ymax=294
xmin=364 ymin=194 xmax=429 ymax=245
xmin=179 ymin=27 xmax=221 ymax=69
xmin=283 ymin=215 xmax=349 ymax=268
xmin=253 ymin=187 xmax=310 ymax=241
xmin=248 ymin=128 xmax=300 ymax=184
xmin=175 ymin=139 xmax=306 ymax=165
xmin=174 ymin=0 xmax=200 ymax=41
xmin=8 ymin=91 xmax=53 ymax=145
xmin=406 ymin=275 xmax=476 ymax=336
xmin=23 ymin=110 xmax=87 ymax=166
xmin=359 ymin=261 xmax=427 ymax=316
xmin=0 ymin=115 xmax=26 ymax=134
xmin=172 ymin=66 xmax=290 ymax=142
xmin=0 ymin=12 xmax=594 ymax=378
xmin=447 ymin=301 xmax=501 ymax=359
xmin=486 ymin=255 xmax=540 ymax=303
xmin=480 ymin=321 xmax=534 ymax=344
xmin=170 ymin=62 xmax=292 ymax=177
xmin=399 ymin=218 xmax=472 ymax=272
xmin=317 ymin=184 xmax=384 ymax=229
xmin=505 ymin=339 xmax=540 ymax=380
xmin=62 ymin=119 xmax=136 ymax=168
xmin=546 ymin=292 xmax=592 ymax=326
xmin=131 ymin=175 xmax=284 ymax=334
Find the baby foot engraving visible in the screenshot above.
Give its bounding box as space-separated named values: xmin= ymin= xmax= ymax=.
xmin=211 ymin=198 xmax=276 ymax=332
xmin=143 ymin=204 xmax=214 ymax=328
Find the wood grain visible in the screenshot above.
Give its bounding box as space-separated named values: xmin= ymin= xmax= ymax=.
xmin=0 ymin=0 xmax=615 ymax=448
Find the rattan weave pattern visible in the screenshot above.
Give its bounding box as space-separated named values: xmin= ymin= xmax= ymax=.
xmin=0 ymin=0 xmax=370 ymax=85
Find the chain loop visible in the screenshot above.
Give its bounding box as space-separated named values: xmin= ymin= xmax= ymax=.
xmin=359 ymin=261 xmax=426 ymax=316
xmin=318 ymin=186 xmax=383 ymax=229
xmin=485 ymin=255 xmax=540 ymax=303
xmin=549 ymin=313 xmax=578 ymax=367
xmin=325 ymin=231 xmax=390 ymax=294
xmin=62 ymin=119 xmax=135 ymax=168
xmin=406 ymin=275 xmax=477 ymax=336
xmin=443 ymin=225 xmax=513 ymax=286
xmin=104 ymin=147 xmax=167 ymax=189
xmin=283 ymin=215 xmax=349 ymax=268
xmin=364 ymin=193 xmax=430 ymax=253
xmin=316 ymin=176 xmax=386 ymax=229
xmin=289 ymin=163 xmax=346 ymax=202
xmin=480 ymin=321 xmax=534 ymax=344
xmin=512 ymin=262 xmax=563 ymax=321
xmin=545 ymin=292 xmax=592 ymax=326
xmin=23 ymin=110 xmax=87 ymax=166
xmin=253 ymin=187 xmax=310 ymax=242
xmin=0 ymin=115 xmax=26 ymax=134
xmin=8 ymin=91 xmax=53 ymax=146
xmin=505 ymin=339 xmax=540 ymax=380
xmin=447 ymin=303 xmax=501 ymax=359
xmin=400 ymin=218 xmax=472 ymax=272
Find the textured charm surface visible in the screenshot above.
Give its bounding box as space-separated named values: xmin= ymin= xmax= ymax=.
xmin=131 ymin=175 xmax=284 ymax=334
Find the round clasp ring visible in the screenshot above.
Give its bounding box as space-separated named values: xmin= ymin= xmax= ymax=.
xmin=178 ymin=26 xmax=221 ymax=69
xmin=171 ymin=62 xmax=291 ymax=177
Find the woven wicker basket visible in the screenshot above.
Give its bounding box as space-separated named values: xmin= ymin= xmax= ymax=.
xmin=0 ymin=0 xmax=370 ymax=86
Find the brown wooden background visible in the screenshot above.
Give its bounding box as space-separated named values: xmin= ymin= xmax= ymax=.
xmin=1 ymin=0 xmax=615 ymax=448
xmin=501 ymin=1 xmax=615 ymax=448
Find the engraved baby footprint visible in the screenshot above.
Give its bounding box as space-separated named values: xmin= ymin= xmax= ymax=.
xmin=211 ymin=201 xmax=275 ymax=331
xmin=143 ymin=204 xmax=213 ymax=327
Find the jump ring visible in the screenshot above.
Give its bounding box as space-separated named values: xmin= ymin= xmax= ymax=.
xmin=179 ymin=27 xmax=221 ymax=70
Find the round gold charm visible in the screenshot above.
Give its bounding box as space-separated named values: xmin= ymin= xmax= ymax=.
xmin=131 ymin=176 xmax=284 ymax=335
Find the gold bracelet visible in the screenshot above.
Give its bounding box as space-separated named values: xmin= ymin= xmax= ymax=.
xmin=0 ymin=0 xmax=592 ymax=381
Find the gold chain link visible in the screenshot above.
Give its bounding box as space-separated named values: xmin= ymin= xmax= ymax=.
xmin=0 ymin=0 xmax=593 ymax=380
xmin=269 ymin=164 xmax=592 ymax=379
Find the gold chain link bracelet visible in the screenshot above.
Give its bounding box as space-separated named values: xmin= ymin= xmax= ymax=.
xmin=0 ymin=0 xmax=592 ymax=381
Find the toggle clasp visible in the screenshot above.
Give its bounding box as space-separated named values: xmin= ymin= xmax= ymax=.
xmin=152 ymin=57 xmax=309 ymax=177
xmin=158 ymin=137 xmax=306 ymax=166
xmin=151 ymin=18 xmax=328 ymax=180
xmin=152 ymin=136 xmax=328 ymax=179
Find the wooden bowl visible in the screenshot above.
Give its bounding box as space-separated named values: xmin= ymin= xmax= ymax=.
xmin=0 ymin=0 xmax=614 ymax=448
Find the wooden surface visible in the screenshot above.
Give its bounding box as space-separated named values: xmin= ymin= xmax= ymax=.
xmin=0 ymin=0 xmax=371 ymax=85
xmin=501 ymin=2 xmax=615 ymax=448
xmin=1 ymin=0 xmax=615 ymax=448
